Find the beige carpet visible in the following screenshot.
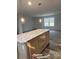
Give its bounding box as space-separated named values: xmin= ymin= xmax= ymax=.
xmin=49 ymin=49 xmax=61 ymax=59
xmin=49 ymin=40 xmax=61 ymax=59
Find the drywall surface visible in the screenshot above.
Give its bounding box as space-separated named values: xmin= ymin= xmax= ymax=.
xmin=17 ymin=14 xmax=35 ymax=34
xmin=17 ymin=13 xmax=61 ymax=34
xmin=33 ymin=13 xmax=61 ymax=30
xmin=22 ymin=16 xmax=35 ymax=32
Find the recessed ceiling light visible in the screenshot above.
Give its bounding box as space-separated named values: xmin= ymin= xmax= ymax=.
xmin=38 ymin=3 xmax=42 ymax=6
xmin=28 ymin=1 xmax=32 ymax=6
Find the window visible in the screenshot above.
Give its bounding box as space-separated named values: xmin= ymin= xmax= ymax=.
xmin=44 ymin=17 xmax=54 ymax=27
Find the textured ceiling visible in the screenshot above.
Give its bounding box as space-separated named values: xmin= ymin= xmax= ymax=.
xmin=17 ymin=0 xmax=61 ymax=17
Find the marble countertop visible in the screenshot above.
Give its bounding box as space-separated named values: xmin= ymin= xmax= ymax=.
xmin=17 ymin=29 xmax=49 ymax=43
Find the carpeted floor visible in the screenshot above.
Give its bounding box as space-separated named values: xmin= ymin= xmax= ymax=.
xmin=49 ymin=40 xmax=61 ymax=59
xmin=49 ymin=30 xmax=61 ymax=59
xmin=49 ymin=48 xmax=61 ymax=59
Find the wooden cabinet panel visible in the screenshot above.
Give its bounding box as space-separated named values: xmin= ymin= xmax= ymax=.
xmin=17 ymin=29 xmax=49 ymax=59
xmin=29 ymin=38 xmax=39 ymax=54
xmin=27 ymin=31 xmax=49 ymax=59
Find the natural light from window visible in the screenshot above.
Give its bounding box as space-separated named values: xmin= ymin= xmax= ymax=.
xmin=44 ymin=17 xmax=54 ymax=27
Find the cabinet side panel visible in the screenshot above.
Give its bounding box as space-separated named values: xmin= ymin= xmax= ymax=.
xmin=17 ymin=43 xmax=28 ymax=59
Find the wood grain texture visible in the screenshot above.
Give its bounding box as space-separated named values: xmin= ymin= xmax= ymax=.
xmin=17 ymin=29 xmax=49 ymax=59
xmin=27 ymin=31 xmax=49 ymax=59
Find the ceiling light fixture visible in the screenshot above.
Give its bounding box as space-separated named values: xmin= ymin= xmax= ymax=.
xmin=21 ymin=17 xmax=25 ymax=23
xmin=39 ymin=19 xmax=42 ymax=23
xmin=38 ymin=3 xmax=42 ymax=6
xmin=20 ymin=0 xmax=25 ymax=23
xmin=28 ymin=1 xmax=32 ymax=6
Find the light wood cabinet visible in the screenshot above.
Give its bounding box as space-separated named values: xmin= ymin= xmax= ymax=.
xmin=17 ymin=29 xmax=49 ymax=59
xmin=27 ymin=31 xmax=49 ymax=59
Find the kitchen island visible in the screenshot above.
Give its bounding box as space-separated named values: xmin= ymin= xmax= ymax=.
xmin=17 ymin=29 xmax=49 ymax=59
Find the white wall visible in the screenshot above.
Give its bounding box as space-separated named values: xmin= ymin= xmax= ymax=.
xmin=54 ymin=13 xmax=61 ymax=30
xmin=22 ymin=16 xmax=35 ymax=32
xmin=17 ymin=14 xmax=35 ymax=34
xmin=33 ymin=17 xmax=44 ymax=29
xmin=17 ymin=13 xmax=61 ymax=34
xmin=33 ymin=13 xmax=61 ymax=30
xmin=17 ymin=14 xmax=23 ymax=34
